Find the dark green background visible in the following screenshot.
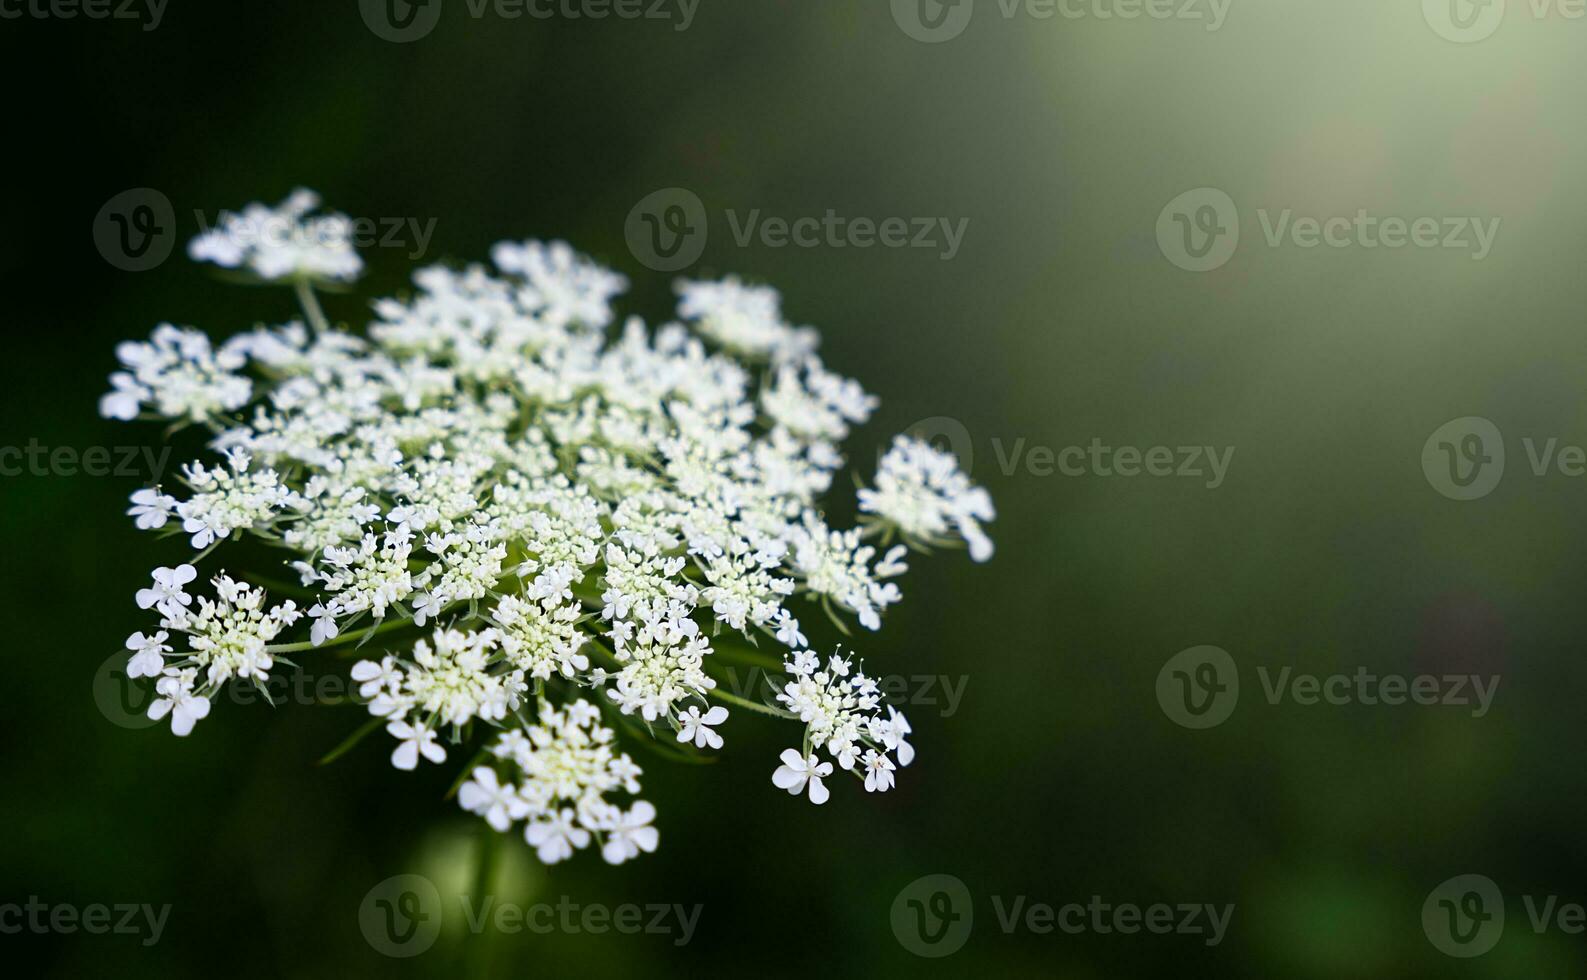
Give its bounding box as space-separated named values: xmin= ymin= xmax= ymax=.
xmin=4 ymin=1 xmax=1585 ymax=976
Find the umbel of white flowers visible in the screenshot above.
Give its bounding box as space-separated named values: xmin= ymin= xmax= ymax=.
xmin=103 ymin=189 xmax=995 ymax=865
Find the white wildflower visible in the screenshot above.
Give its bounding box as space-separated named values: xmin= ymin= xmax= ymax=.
xmin=860 ymin=435 xmax=996 ymax=562
xmin=675 ymin=704 xmax=728 ymax=750
xmin=772 ymin=749 xmax=833 ymax=805
xmin=189 ymin=188 xmax=363 ymax=283
xmin=104 ymin=193 xmax=993 ymax=865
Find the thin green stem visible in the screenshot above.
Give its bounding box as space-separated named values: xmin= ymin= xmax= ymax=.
xmin=294 ymin=278 xmax=331 ymax=335
xmin=707 ymin=687 xmax=789 ymax=719
xmin=266 ymin=616 xmax=415 ymax=654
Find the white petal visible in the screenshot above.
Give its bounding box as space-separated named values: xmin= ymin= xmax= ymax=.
xmin=630 ymin=826 xmax=659 ymax=854
xmin=391 ymin=741 xmax=419 ymax=770
xmin=807 ymin=776 xmax=830 ymax=805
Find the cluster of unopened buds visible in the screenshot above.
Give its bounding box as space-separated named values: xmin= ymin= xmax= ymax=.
xmin=102 ymin=190 xmax=994 ymax=864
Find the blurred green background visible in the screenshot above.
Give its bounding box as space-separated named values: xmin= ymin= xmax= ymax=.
xmin=4 ymin=0 xmax=1587 ymax=975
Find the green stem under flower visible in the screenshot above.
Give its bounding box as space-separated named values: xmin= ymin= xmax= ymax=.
xmin=707 ymin=687 xmax=789 ymax=719
xmin=266 ymin=615 xmax=416 ymax=654
xmin=294 ymin=277 xmax=331 ymax=335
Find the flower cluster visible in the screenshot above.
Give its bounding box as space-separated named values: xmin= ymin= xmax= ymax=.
xmin=103 ymin=191 xmax=993 ymax=865
xmin=188 ymin=188 xmax=363 ymax=283
xmin=772 ymin=651 xmax=913 ymax=803
xmin=861 ymin=434 xmax=996 ymax=563
xmin=460 ymin=700 xmax=653 ymax=865
xmin=126 ymin=563 xmax=303 ymax=735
